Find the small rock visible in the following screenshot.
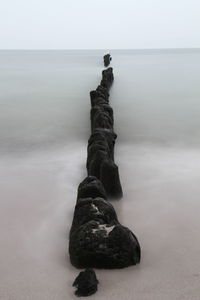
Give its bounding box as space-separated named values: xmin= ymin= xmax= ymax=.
xmin=73 ymin=269 xmax=99 ymax=297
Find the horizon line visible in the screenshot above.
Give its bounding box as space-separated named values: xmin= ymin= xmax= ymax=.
xmin=0 ymin=47 xmax=200 ymax=51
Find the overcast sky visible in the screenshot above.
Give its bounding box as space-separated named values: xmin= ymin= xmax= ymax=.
xmin=1 ymin=0 xmax=200 ymax=49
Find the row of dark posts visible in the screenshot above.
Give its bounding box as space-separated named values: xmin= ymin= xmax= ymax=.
xmin=69 ymin=54 xmax=140 ymax=281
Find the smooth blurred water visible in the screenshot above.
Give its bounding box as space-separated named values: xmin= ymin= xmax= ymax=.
xmin=1 ymin=49 xmax=200 ymax=155
xmin=1 ymin=50 xmax=200 ymax=300
xmin=0 ymin=50 xmax=104 ymax=155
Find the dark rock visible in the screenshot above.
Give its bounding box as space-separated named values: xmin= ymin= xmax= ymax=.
xmin=70 ymin=197 xmax=118 ymax=236
xmin=90 ymin=96 xmax=108 ymax=108
xmin=96 ymin=85 xmax=109 ymax=100
xmin=87 ymin=130 xmax=117 ymax=175
xmin=100 ymin=160 xmax=123 ymax=199
xmin=88 ymin=131 xmax=116 ymax=149
xmin=88 ymin=150 xmax=108 ymax=178
xmin=100 ymin=78 xmax=110 ymax=89
xmin=101 ymin=104 xmax=113 ymax=120
xmin=77 ymin=176 xmax=107 ymax=200
xmin=87 ymin=155 xmax=123 ymax=199
xmin=91 ymin=129 xmax=117 ymax=153
xmin=90 ymin=106 xmax=102 ymax=129
xmin=101 ymin=67 xmax=114 ymax=88
xmin=73 ymin=269 xmax=99 ymax=297
xmin=87 ymin=142 xmax=111 ymax=170
xmin=103 ymin=53 xmax=112 ymax=67
xmin=69 ymin=220 xmax=141 ymax=269
xmin=90 ymin=90 xmax=109 ymax=105
xmin=92 ymin=110 xmax=113 ymax=132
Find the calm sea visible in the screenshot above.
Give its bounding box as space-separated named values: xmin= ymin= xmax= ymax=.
xmin=1 ymin=49 xmax=200 ymax=155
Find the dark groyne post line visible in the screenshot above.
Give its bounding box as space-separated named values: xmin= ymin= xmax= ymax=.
xmin=70 ymin=54 xmax=141 ymax=295
xmin=88 ymin=67 xmax=123 ymax=198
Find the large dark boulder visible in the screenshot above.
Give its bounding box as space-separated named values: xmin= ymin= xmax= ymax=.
xmin=69 ymin=219 xmax=141 ymax=269
xmin=73 ymin=269 xmax=99 ymax=297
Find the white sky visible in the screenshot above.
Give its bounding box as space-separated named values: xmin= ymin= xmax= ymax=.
xmin=1 ymin=0 xmax=200 ymax=49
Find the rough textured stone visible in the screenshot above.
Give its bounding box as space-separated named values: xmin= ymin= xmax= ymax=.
xmin=100 ymin=160 xmax=123 ymax=199
xmin=77 ymin=176 xmax=107 ymax=201
xmin=90 ymin=105 xmax=113 ymax=128
xmin=92 ymin=110 xmax=113 ymax=132
xmin=70 ymin=197 xmax=118 ymax=236
xmin=96 ymin=85 xmax=109 ymax=100
xmin=69 ymin=217 xmax=140 ymax=269
xmin=87 ymin=142 xmax=111 ymax=170
xmin=88 ymin=149 xmax=108 ymax=179
xmin=73 ymin=269 xmax=99 ymax=297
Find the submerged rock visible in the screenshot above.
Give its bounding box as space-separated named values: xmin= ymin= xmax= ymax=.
xmin=73 ymin=269 xmax=99 ymax=297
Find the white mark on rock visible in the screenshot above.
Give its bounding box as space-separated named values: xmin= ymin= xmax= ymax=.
xmin=92 ymin=224 xmax=115 ymax=236
xmin=91 ymin=203 xmax=102 ymax=215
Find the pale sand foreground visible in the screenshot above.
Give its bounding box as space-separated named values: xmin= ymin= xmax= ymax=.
xmin=1 ymin=50 xmax=200 ymax=299
xmin=1 ymin=143 xmax=200 ymax=300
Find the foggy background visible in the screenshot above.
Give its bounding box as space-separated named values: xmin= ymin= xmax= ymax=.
xmin=1 ymin=0 xmax=200 ymax=49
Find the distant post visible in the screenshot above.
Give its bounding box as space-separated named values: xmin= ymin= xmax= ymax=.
xmin=103 ymin=53 xmax=112 ymax=67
